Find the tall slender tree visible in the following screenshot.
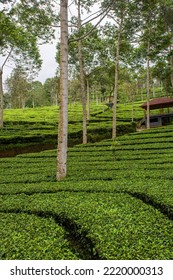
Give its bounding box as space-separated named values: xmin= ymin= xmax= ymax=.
xmin=6 ymin=66 xmax=30 ymax=108
xmin=102 ymin=0 xmax=137 ymax=139
xmin=76 ymin=0 xmax=87 ymax=144
xmin=56 ymin=0 xmax=68 ymax=180
xmin=112 ymin=12 xmax=125 ymax=139
xmin=160 ymin=1 xmax=173 ymax=90
xmin=67 ymin=0 xmax=108 ymax=144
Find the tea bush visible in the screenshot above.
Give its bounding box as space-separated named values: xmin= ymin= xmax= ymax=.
xmin=0 ymin=102 xmax=137 ymax=151
xmin=0 ymin=192 xmax=172 ymax=260
xmin=0 ymin=109 xmax=173 ymax=260
xmin=0 ymin=213 xmax=78 ymax=260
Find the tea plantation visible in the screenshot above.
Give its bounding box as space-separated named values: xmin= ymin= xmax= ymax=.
xmin=0 ymin=102 xmax=142 ymax=153
xmin=0 ymin=115 xmax=173 ymax=259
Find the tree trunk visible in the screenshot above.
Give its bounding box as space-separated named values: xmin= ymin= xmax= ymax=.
xmin=56 ymin=0 xmax=68 ymax=181
xmin=78 ymin=40 xmax=87 ymax=144
xmin=22 ymin=96 xmax=25 ymax=109
xmin=146 ymin=39 xmax=150 ymax=129
xmin=0 ymin=68 xmax=3 ymax=128
xmin=77 ymin=0 xmax=87 ymax=144
xmin=96 ymin=90 xmax=99 ymax=105
xmin=0 ymin=48 xmax=13 ymax=128
xmin=152 ymin=81 xmax=155 ymax=98
xmin=32 ymin=98 xmax=35 ymax=108
xmin=112 ymin=23 xmax=121 ymax=140
xmin=86 ymin=78 xmax=90 ymax=121
xmin=170 ymin=47 xmax=173 ymax=90
xmin=131 ymin=97 xmax=134 ymax=122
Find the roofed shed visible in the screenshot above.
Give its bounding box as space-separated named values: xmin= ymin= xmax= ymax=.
xmin=141 ymin=97 xmax=173 ymax=110
xmin=138 ymin=97 xmax=173 ymax=129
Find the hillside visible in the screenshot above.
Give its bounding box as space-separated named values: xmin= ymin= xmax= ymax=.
xmin=0 ymin=102 xmax=143 ymax=154
xmin=0 ymin=122 xmax=173 ymax=259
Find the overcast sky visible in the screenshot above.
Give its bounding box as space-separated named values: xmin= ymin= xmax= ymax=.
xmin=37 ymin=40 xmax=59 ymax=83
xmin=0 ymin=41 xmax=59 ymax=85
xmin=0 ymin=22 xmax=60 ymax=85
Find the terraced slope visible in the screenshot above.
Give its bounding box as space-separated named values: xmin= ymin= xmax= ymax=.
xmin=0 ymin=125 xmax=173 ymax=259
xmin=0 ymin=103 xmax=141 ymax=152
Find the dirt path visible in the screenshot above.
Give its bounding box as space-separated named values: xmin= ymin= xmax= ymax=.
xmin=0 ymin=143 xmax=56 ymax=157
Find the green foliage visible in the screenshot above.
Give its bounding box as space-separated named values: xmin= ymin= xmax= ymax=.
xmin=0 ymin=213 xmax=77 ymax=260
xmin=0 ymin=0 xmax=57 ymax=70
xmin=0 ymin=123 xmax=173 ymax=259
xmin=67 ymin=22 xmax=103 ymax=75
xmin=0 ymin=103 xmax=138 ymax=151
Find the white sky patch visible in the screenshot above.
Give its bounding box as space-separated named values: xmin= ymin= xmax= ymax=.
xmin=0 ymin=1 xmax=109 ymax=85
xmin=38 ymin=41 xmax=59 ymax=83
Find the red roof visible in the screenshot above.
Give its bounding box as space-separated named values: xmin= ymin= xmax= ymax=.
xmin=141 ymin=97 xmax=173 ymax=110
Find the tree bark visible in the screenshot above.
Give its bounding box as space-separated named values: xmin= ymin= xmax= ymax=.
xmin=56 ymin=0 xmax=68 ymax=180
xmin=170 ymin=45 xmax=173 ymax=91
xmin=0 ymin=68 xmax=3 ymax=128
xmin=77 ymin=0 xmax=87 ymax=144
xmin=86 ymin=78 xmax=90 ymax=121
xmin=131 ymin=97 xmax=134 ymax=122
xmin=146 ymin=39 xmax=150 ymax=129
xmin=78 ymin=40 xmax=87 ymax=144
xmin=112 ymin=21 xmax=122 ymax=140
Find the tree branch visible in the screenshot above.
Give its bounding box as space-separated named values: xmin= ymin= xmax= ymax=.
xmin=81 ymin=7 xmax=108 ymax=26
xmin=1 ymin=48 xmax=13 ymax=70
xmin=69 ymin=5 xmax=112 ymax=43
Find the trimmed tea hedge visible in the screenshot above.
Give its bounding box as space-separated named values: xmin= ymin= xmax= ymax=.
xmin=0 ymin=213 xmax=77 ymax=260
xmin=0 ymin=120 xmax=173 ymax=259
xmin=0 ymin=192 xmax=172 ymax=260
xmin=0 ymin=102 xmax=138 ymax=152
